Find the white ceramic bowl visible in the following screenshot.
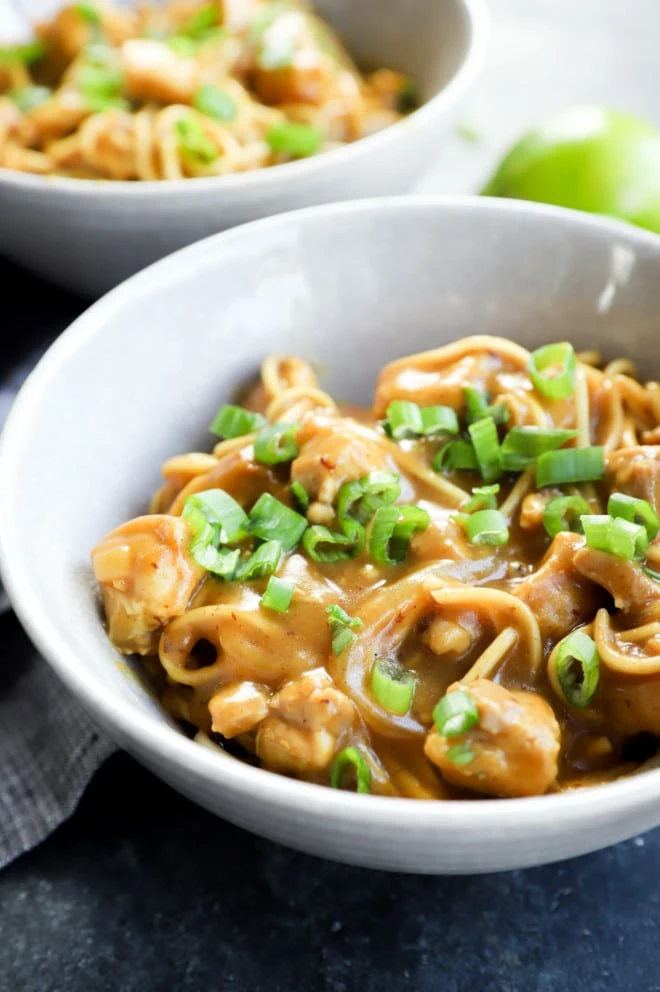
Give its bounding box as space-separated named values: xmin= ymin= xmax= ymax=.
xmin=3 ymin=196 xmax=660 ymax=874
xmin=0 ymin=0 xmax=488 ymax=298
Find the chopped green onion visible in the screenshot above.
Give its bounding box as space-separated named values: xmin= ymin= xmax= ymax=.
xmin=386 ymin=400 xmax=458 ymax=440
xmin=536 ymin=446 xmax=604 ymax=487
xmin=303 ymin=521 xmax=365 ymax=562
xmin=420 ymin=405 xmax=460 ymax=437
xmin=176 ymin=117 xmax=219 ymax=165
xmin=397 ymin=77 xmax=418 ymax=113
xmin=500 ymin=427 xmax=579 ymax=472
xmin=464 ymin=508 xmax=509 ymax=546
xmin=582 ymin=514 xmax=649 ymax=561
xmin=608 ymin=492 xmax=659 ymax=542
xmin=555 ymin=630 xmax=600 ymax=708
xmin=77 ymin=63 xmax=125 ymax=112
xmin=179 ymin=2 xmax=218 ymax=38
xmin=433 ymin=690 xmax=479 ymax=737
xmin=528 ymin=342 xmax=577 ymax=400
xmin=267 ymin=122 xmax=324 ymax=158
xmin=84 ymin=42 xmax=114 ymax=66
xmin=336 ymin=471 xmax=400 ymax=526
xmin=368 ymin=505 xmax=431 ymax=565
xmin=74 ymin=1 xmax=101 ymax=25
xmin=248 ymin=493 xmax=307 ymax=551
xmin=166 ymin=35 xmax=198 ymax=56
xmin=254 ymin=423 xmax=299 ymax=465
xmin=0 ymin=40 xmax=47 ymax=65
xmin=468 ymin=416 xmax=502 ymax=483
xmin=235 ymin=540 xmax=282 ymax=580
xmin=464 ymin=484 xmax=499 ymax=513
xmin=209 ymin=403 xmax=266 ymax=438
xmin=330 ymin=747 xmax=371 ymax=793
xmin=326 ymin=604 xmax=362 ymax=656
xmin=463 ymin=387 xmax=509 ymax=427
xmin=261 ymin=575 xmax=295 ymax=611
xmin=8 ymin=85 xmax=51 ymax=114
xmin=194 ymin=544 xmax=240 ymax=578
xmin=193 ymin=84 xmax=237 ymax=121
xmin=642 ymin=565 xmax=660 ymax=582
xmin=433 ymin=441 xmax=479 ymax=472
xmin=370 ymin=659 xmax=415 ymax=715
xmin=445 ymin=742 xmax=475 ymax=765
xmin=543 ymin=494 xmax=591 ymax=538
xmin=290 ymin=481 xmax=309 ymax=511
xmin=183 ymin=489 xmax=248 ymax=544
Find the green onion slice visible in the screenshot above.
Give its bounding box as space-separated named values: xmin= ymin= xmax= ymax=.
xmin=420 ymin=405 xmax=460 ymax=437
xmin=193 ymin=84 xmax=237 ymax=121
xmin=235 ymin=539 xmax=282 ymax=580
xmin=536 ymin=446 xmax=604 ymax=487
xmin=543 ymin=494 xmax=591 ymax=538
xmin=248 ymin=493 xmax=307 ymax=551
xmin=445 ymin=742 xmax=475 ymax=765
xmin=8 ymin=85 xmax=51 ymax=114
xmin=330 ymin=747 xmax=371 ymax=793
xmin=368 ymin=505 xmax=431 ymax=565
xmin=75 ymin=1 xmax=101 ymax=25
xmin=261 ymin=575 xmax=295 ymax=611
xmin=254 ymin=423 xmax=300 ymax=465
xmin=528 ymin=342 xmax=577 ymax=400
xmin=0 ymin=40 xmax=47 ymax=64
xmin=500 ymin=426 xmax=579 ymax=473
xmin=183 ymin=489 xmax=248 ymax=544
xmin=370 ymin=659 xmax=415 ymax=715
xmin=209 ymin=403 xmax=266 ymax=438
xmin=464 ymin=508 xmax=509 ymax=546
xmin=433 ymin=441 xmax=479 ymax=473
xmin=468 ymin=416 xmax=502 ymax=483
xmin=463 ymin=386 xmax=509 ymax=426
xmin=176 ymin=116 xmax=219 ymax=164
xmin=302 ymin=521 xmax=365 ymax=562
xmin=433 ymin=690 xmax=479 ymax=737
xmin=582 ymin=514 xmax=649 ymax=561
xmin=326 ymin=604 xmax=363 ymax=656
xmin=608 ymin=492 xmax=659 ymax=542
xmin=555 ymin=629 xmax=600 ymax=708
xmin=267 ymin=122 xmax=324 ymax=158
xmin=464 ymin=484 xmax=499 ymax=513
xmin=643 ymin=565 xmax=660 ymax=582
xmin=77 ymin=63 xmax=125 ymax=111
xmin=193 ymin=544 xmax=240 ymax=578
xmin=166 ymin=35 xmax=198 ymax=56
xmin=336 ymin=471 xmax=400 ymax=526
xmin=290 ymin=481 xmax=309 ymax=511
xmin=179 ymin=2 xmax=218 ymax=38
xmin=385 ymin=400 xmax=458 ymax=440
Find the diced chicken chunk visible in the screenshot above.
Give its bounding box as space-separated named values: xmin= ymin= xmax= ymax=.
xmin=92 ymin=515 xmax=204 ymax=654
xmin=218 ymin=0 xmax=261 ymax=30
xmin=256 ymin=668 xmax=357 ymax=776
xmin=38 ymin=4 xmax=135 ymax=79
xmin=515 ymin=533 xmax=603 ymax=644
xmin=424 ymin=678 xmax=561 ymax=798
xmin=250 ymin=10 xmax=329 ymax=106
xmin=209 ymin=681 xmax=270 ymax=738
xmin=606 ymin=446 xmax=660 ymax=513
xmin=573 ymin=546 xmax=660 ymax=619
xmin=290 ymin=416 xmax=389 ymax=508
xmin=602 ymin=676 xmax=660 ymax=737
xmin=121 ymin=39 xmax=198 ymax=105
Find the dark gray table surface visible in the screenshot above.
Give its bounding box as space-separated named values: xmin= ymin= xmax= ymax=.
xmin=2 ymin=262 xmax=660 ymax=992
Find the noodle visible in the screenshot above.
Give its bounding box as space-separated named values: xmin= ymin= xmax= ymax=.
xmin=91 ymin=335 xmax=660 ymax=800
xmin=0 ymin=0 xmax=415 ymax=180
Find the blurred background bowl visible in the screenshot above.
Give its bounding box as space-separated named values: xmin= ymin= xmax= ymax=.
xmin=3 ymin=196 xmax=660 ymax=873
xmin=0 ymin=0 xmax=488 ymax=297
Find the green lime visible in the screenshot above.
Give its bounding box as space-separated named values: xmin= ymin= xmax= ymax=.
xmin=482 ymin=105 xmax=660 ymax=234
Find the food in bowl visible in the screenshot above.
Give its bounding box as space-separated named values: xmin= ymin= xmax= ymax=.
xmin=0 ymin=0 xmax=416 ymax=180
xmin=91 ymin=335 xmax=660 ymax=799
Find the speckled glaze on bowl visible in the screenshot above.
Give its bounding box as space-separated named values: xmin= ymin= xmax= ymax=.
xmin=0 ymin=0 xmax=488 ymax=298
xmin=3 ymin=197 xmax=660 ymax=874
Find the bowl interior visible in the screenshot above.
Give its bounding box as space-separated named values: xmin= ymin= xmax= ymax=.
xmin=1 ymin=0 xmax=472 ymax=103
xmin=4 ymin=198 xmax=660 ymax=735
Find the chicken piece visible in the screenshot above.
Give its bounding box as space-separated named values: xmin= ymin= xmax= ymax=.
xmin=606 ymin=446 xmax=660 ymax=512
xmin=519 ymin=491 xmax=551 ymax=531
xmin=424 ymin=678 xmax=561 ymax=798
xmin=515 ymin=533 xmax=603 ymax=645
xmin=573 ymin=546 xmax=660 ymax=620
xmin=256 ymin=668 xmax=357 ymax=777
xmin=209 ymin=681 xmax=270 ymax=738
xmin=249 ymin=9 xmax=330 ymax=106
xmin=37 ymin=4 xmax=135 ymax=81
xmin=218 ymin=0 xmax=261 ymax=31
xmin=602 ymin=675 xmax=660 ymax=737
xmin=373 ymin=354 xmax=495 ymax=419
xmin=120 ymin=39 xmax=199 ymax=105
xmin=420 ymin=616 xmax=479 ymax=658
xmin=92 ymin=515 xmax=204 ymax=655
xmin=290 ymin=415 xmax=389 ymax=509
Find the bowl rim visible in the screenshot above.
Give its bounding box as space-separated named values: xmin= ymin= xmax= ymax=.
xmin=4 ymin=193 xmax=660 ymax=832
xmin=0 ymin=0 xmax=489 ymax=199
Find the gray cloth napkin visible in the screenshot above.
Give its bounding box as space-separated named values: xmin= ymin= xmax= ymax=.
xmin=0 ymin=615 xmax=115 ymax=868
